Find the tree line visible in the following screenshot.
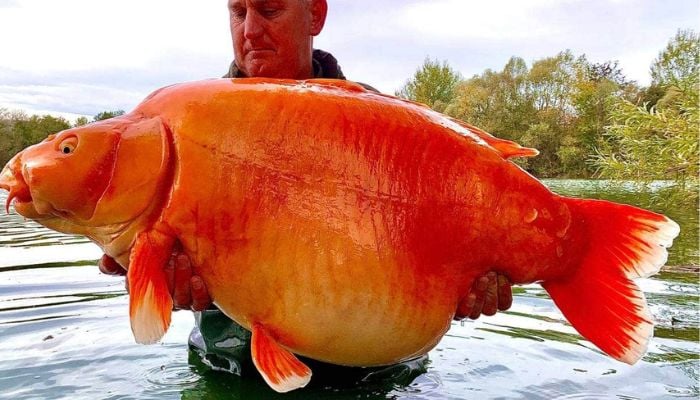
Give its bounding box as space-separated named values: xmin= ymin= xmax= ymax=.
xmin=0 ymin=109 xmax=124 ymax=167
xmin=397 ymin=29 xmax=698 ymax=205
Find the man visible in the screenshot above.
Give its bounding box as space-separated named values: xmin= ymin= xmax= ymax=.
xmin=100 ymin=0 xmax=513 ymax=381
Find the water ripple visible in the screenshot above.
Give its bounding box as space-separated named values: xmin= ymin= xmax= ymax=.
xmin=144 ymin=362 xmax=202 ymax=390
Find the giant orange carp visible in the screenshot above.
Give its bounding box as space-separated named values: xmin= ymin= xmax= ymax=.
xmin=0 ymin=79 xmax=679 ymax=392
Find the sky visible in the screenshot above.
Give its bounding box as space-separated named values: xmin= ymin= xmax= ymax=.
xmin=0 ymin=0 xmax=698 ymax=122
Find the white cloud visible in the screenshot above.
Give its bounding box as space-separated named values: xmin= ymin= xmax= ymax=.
xmin=0 ymin=0 xmax=229 ymax=72
xmin=617 ymin=50 xmax=658 ymax=85
xmin=0 ymin=0 xmax=698 ymax=117
xmin=0 ymin=0 xmax=231 ymax=116
xmin=395 ymin=0 xmax=581 ymax=40
xmin=0 ymin=83 xmax=143 ymax=117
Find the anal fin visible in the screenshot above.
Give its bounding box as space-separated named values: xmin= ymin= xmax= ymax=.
xmin=251 ymin=323 xmax=312 ymax=393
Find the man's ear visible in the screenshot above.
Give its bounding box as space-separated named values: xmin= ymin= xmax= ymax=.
xmin=309 ymin=0 xmax=327 ymax=36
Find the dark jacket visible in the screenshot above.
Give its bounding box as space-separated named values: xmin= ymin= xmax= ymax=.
xmin=223 ymin=49 xmax=378 ymax=93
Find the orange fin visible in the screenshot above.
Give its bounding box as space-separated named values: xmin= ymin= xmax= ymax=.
xmin=251 ymin=323 xmax=312 ymax=393
xmin=127 ymin=228 xmax=174 ymax=344
xmin=543 ymin=198 xmax=680 ymax=364
xmin=449 ymin=118 xmax=539 ymax=159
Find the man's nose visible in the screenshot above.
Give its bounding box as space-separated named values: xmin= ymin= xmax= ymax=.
xmin=244 ymin=10 xmax=264 ymax=40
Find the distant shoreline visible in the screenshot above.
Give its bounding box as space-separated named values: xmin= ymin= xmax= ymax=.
xmin=661 ymin=265 xmax=699 ymax=274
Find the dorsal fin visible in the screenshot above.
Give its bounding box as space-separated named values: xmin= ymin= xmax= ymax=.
xmin=448 ymin=118 xmax=539 ymax=159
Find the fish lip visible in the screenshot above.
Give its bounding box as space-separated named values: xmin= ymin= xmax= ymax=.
xmin=0 ymin=164 xmax=34 ymax=214
xmin=6 ymin=186 xmax=33 ymax=214
xmin=5 ymin=192 xmax=15 ymax=214
xmin=12 ymin=200 xmax=51 ymax=221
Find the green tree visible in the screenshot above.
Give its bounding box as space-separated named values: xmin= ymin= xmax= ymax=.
xmin=446 ymin=57 xmax=534 ymax=141
xmin=0 ymin=109 xmax=17 ymax=166
xmin=568 ymin=59 xmax=636 ymax=176
xmin=650 ymin=29 xmax=699 ymax=88
xmin=638 ymin=84 xmax=666 ymax=109
xmin=0 ymin=111 xmax=70 ymax=166
xmin=12 ymin=115 xmax=70 ymax=149
xmin=519 ymin=51 xmax=580 ymax=177
xmin=94 ymin=110 xmax=125 ymax=121
xmin=592 ymin=29 xmax=700 ymax=207
xmin=446 ymin=69 xmax=502 ymax=134
xmin=74 ymin=116 xmax=90 ymax=127
xmin=591 ymin=74 xmax=699 ymax=206
xmin=527 ymin=51 xmax=577 ymax=113
xmin=396 ymin=58 xmax=462 ymax=112
xmin=446 ymin=52 xmax=585 ymax=177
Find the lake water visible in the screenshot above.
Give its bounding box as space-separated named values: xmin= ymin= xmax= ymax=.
xmin=0 ymin=180 xmax=697 ymax=399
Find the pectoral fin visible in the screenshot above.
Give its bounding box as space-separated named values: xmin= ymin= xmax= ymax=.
xmin=127 ymin=227 xmax=174 ymax=344
xmin=251 ymin=323 xmax=312 ymax=393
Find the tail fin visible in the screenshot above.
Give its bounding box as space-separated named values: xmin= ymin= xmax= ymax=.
xmin=542 ymin=198 xmax=679 ymax=364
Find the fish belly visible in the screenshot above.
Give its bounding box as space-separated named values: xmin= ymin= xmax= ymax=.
xmin=179 ymin=201 xmax=460 ymax=366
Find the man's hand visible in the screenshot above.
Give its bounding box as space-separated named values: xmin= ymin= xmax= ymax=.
xmin=164 ymin=252 xmax=212 ymax=311
xmin=455 ymin=272 xmax=513 ymax=320
xmin=98 ymin=252 xmax=212 ymax=311
xmin=98 ymin=254 xmax=126 ymax=276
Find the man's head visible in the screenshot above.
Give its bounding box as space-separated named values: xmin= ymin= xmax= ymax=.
xmin=228 ymin=0 xmax=328 ymax=79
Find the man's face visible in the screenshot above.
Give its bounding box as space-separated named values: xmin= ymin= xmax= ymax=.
xmin=228 ymin=0 xmax=325 ymax=79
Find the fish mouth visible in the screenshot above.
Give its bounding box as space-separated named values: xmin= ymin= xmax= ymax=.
xmin=0 ymin=162 xmax=34 ymax=215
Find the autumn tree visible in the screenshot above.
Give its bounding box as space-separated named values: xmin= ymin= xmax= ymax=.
xmin=565 ymin=59 xmax=637 ymax=176
xmin=592 ymin=31 xmax=699 ymax=206
xmin=396 ymin=58 xmax=462 ymax=112
xmin=636 ymin=29 xmax=700 ymax=110
xmin=446 ymin=57 xmax=534 ymax=142
xmin=650 ymin=29 xmax=699 ymax=88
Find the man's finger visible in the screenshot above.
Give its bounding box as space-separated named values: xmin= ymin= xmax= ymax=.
xmin=455 ymin=293 xmax=476 ymax=320
xmin=481 ymin=272 xmax=498 ymax=316
xmin=468 ymin=276 xmax=489 ymax=320
xmin=190 ymin=276 xmax=212 ymax=311
xmin=497 ymin=275 xmax=513 ymax=311
xmin=98 ymin=254 xmax=126 ymax=276
xmin=173 ymin=254 xmax=192 ymax=309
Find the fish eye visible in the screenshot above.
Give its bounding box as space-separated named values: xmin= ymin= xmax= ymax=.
xmin=58 ymin=137 xmax=78 ymax=155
